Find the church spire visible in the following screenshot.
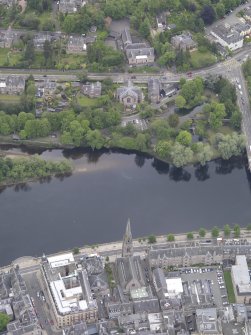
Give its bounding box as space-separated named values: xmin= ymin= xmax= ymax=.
xmin=122 ymin=218 xmax=133 ymax=257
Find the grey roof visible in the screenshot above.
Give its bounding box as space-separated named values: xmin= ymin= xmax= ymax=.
xmin=133 ymin=297 xmax=160 ymax=314
xmin=233 ymin=22 xmax=251 ymax=34
xmin=126 ymin=47 xmax=154 ymax=60
xmin=196 ymin=308 xmax=221 ymax=334
xmin=153 ymin=268 xmax=166 ymax=291
xmin=5 ymin=76 xmax=25 ymax=88
xmin=63 ymin=322 xmax=88 ymax=335
xmin=149 ymin=245 xmax=223 ymax=260
xmin=211 ymin=24 xmax=243 ymax=44
xmin=116 ymin=82 xmax=143 ymax=101
xmin=116 ymin=255 xmax=146 ymax=291
xmin=121 ymin=28 xmax=132 ymax=46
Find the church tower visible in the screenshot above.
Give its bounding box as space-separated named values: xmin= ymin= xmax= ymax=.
xmin=122 ymin=219 xmax=133 ymax=257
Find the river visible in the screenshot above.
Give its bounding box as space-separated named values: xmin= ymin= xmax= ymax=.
xmin=0 ymin=146 xmax=251 ymax=266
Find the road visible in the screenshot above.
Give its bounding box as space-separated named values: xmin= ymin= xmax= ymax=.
xmin=23 ymin=270 xmax=59 ymax=335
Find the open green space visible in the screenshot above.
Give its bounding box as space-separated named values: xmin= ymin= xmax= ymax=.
xmin=0 ymin=94 xmax=20 ymax=103
xmin=190 ymin=50 xmax=217 ymax=69
xmin=223 ymin=271 xmax=236 ymax=303
xmin=77 ymin=94 xmax=99 ymax=107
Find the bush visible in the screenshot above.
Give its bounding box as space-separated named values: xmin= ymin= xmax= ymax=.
xmin=148 ymin=235 xmax=156 ymax=244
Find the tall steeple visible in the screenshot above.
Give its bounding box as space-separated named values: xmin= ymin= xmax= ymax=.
xmin=122 ymin=218 xmax=133 ymax=257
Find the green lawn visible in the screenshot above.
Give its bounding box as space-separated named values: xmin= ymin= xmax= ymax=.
xmin=77 ymin=94 xmax=99 ymax=107
xmin=224 ymin=271 xmax=236 ymax=303
xmin=190 ymin=50 xmax=217 ymax=69
xmin=0 ymin=94 xmax=20 ymax=103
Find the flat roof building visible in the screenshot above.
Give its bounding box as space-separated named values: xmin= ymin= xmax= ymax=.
xmin=231 ymin=255 xmax=251 ymax=303
xmin=42 ymin=252 xmax=98 ymax=327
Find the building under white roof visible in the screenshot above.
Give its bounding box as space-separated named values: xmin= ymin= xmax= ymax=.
xmin=232 ymin=255 xmax=251 ymax=294
xmin=50 ymin=273 xmax=88 ymax=314
xmin=165 ymin=277 xmax=183 ymax=298
xmin=47 ymin=253 xmax=75 ymax=269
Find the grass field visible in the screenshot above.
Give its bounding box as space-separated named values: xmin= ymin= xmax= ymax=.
xmin=190 ymin=50 xmax=217 ymax=69
xmin=77 ymin=94 xmax=99 ymax=107
xmin=0 ymin=94 xmax=21 ymax=103
xmin=223 ymin=271 xmax=236 ymax=303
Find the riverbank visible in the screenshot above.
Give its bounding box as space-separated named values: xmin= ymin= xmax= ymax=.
xmin=0 ymin=135 xmax=246 ymax=169
xmin=2 ymin=226 xmax=251 ymax=271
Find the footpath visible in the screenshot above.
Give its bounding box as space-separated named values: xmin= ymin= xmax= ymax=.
xmin=2 ymin=228 xmax=251 ymax=271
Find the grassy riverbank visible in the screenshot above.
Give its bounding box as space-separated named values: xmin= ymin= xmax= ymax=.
xmin=0 ymin=155 xmax=72 ymax=187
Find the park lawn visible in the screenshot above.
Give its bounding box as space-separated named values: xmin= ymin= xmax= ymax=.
xmin=190 ymin=50 xmax=217 ymax=69
xmin=77 ymin=94 xmax=99 ymax=107
xmin=0 ymin=94 xmax=21 ymax=103
xmin=0 ymin=48 xmax=22 ymax=67
xmin=224 ymin=271 xmax=236 ymax=303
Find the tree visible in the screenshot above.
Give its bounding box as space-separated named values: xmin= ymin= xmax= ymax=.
xmin=24 ymin=39 xmax=35 ymax=65
xmin=206 ymin=102 xmax=226 ymax=130
xmin=148 ymin=235 xmax=156 ymax=244
xmin=86 ymin=129 xmax=104 ymax=150
xmin=199 ymin=228 xmax=206 ymax=238
xmin=167 ymin=234 xmax=175 ymax=242
xmin=233 ymin=224 xmax=240 ymax=238
xmin=72 ymin=247 xmax=79 ymax=254
xmin=197 ymin=143 xmax=213 ymax=166
xmin=0 ymin=313 xmax=9 ymax=331
xmin=200 ymin=5 xmax=216 ymax=25
xmin=176 ymin=130 xmax=192 ymax=146
xmin=135 ymin=133 xmax=148 ymax=151
xmin=43 ymin=40 xmax=53 ymax=67
xmin=171 ymin=143 xmax=193 ymax=167
xmin=216 ymin=3 xmax=225 ymax=18
xmin=175 ymin=95 xmax=186 ymax=109
xmin=224 ymin=224 xmax=231 ymax=237
xmin=168 ymin=114 xmax=179 ymax=128
xmin=139 ymin=18 xmax=150 ymax=38
xmin=230 ymin=111 xmax=242 ymax=130
xmin=187 ymin=232 xmax=194 ymax=240
xmin=211 ymin=226 xmax=219 ymax=238
xmin=155 ymin=140 xmax=171 ymax=159
xmin=247 ymin=224 xmax=251 ymax=231
xmin=216 ymin=132 xmax=245 ymax=160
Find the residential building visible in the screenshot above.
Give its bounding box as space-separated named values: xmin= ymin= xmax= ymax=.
xmin=171 ymin=33 xmax=197 ymax=51
xmin=81 ymin=82 xmax=102 ymax=98
xmin=0 ymin=266 xmax=41 ymax=335
xmin=116 ymin=81 xmax=143 ymax=109
xmin=0 ymin=75 xmax=25 ymax=94
xmin=121 ymin=28 xmax=155 ymax=65
xmin=233 ymin=22 xmax=251 ymax=37
xmin=149 ymin=245 xmax=223 ymax=268
xmin=41 ymin=253 xmax=98 ymax=328
xmin=231 ymin=255 xmax=251 ymax=303
xmin=67 ymin=35 xmax=87 ymax=53
xmin=196 ymin=308 xmax=222 ymax=335
xmin=244 ymin=8 xmax=251 ymax=23
xmin=210 ymin=24 xmax=243 ymax=51
xmin=59 ymin=0 xmax=85 ymax=13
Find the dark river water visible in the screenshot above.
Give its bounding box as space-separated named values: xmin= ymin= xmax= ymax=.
xmin=1 ymin=146 xmax=251 ymax=266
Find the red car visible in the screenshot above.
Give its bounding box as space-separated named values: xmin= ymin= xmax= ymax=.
xmin=187 ymin=72 xmax=192 ymax=77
